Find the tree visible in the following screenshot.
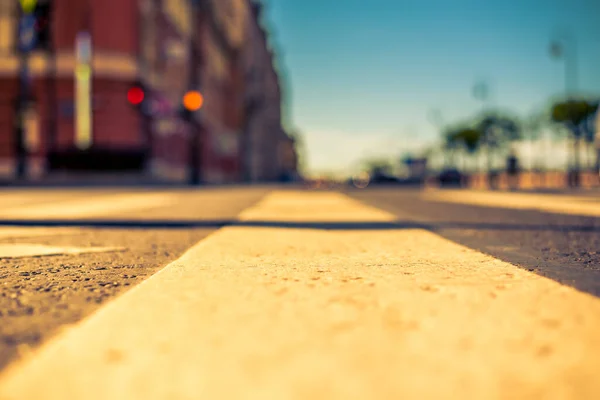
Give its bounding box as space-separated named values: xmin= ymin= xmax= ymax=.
xmin=454 ymin=127 xmax=481 ymax=154
xmin=476 ymin=112 xmax=521 ymax=188
xmin=582 ymin=101 xmax=599 ymax=172
xmin=289 ymin=131 xmax=307 ymax=179
xmin=550 ymin=98 xmax=598 ymax=186
xmin=442 ymin=129 xmax=458 ymax=169
xmin=450 ymin=126 xmax=481 ymax=173
xmin=523 ymin=110 xmax=549 ymax=187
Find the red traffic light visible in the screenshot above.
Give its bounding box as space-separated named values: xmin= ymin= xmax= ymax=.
xmin=127 ymin=87 xmax=145 ymax=105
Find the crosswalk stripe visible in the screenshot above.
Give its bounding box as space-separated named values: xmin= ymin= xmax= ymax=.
xmin=0 ymin=227 xmax=79 ymax=239
xmin=0 ymin=193 xmax=178 ymax=219
xmin=0 ymin=244 xmax=123 ymax=259
xmin=0 ymin=191 xmax=599 ymax=399
xmin=0 ymin=192 xmax=90 ymax=210
xmin=236 ymin=191 xmax=398 ymax=222
xmin=422 ymin=189 xmax=600 ymax=217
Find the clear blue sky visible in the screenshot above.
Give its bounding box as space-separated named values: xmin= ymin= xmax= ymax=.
xmin=263 ymin=0 xmax=600 ymax=175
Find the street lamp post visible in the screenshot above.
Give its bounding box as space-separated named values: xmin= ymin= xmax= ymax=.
xmin=188 ymin=0 xmax=204 ymax=186
xmin=550 ymin=32 xmax=579 ymax=187
xmin=242 ymin=96 xmax=263 ymax=183
xmin=427 ymin=108 xmax=447 ymax=169
xmin=472 ymin=80 xmax=494 ymax=188
xmin=427 ymin=109 xmax=444 ymax=128
xmin=550 ymin=34 xmax=578 ymax=96
xmin=15 ymin=1 xmax=35 ymax=180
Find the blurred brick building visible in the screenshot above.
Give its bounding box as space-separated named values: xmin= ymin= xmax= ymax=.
xmin=0 ymin=0 xmax=143 ymax=179
xmin=242 ymin=0 xmax=295 ymax=182
xmin=0 ymin=0 xmax=299 ymax=183
xmin=278 ymin=133 xmax=300 ymax=181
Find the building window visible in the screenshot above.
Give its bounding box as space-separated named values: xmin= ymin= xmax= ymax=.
xmin=0 ymin=0 xmax=15 ymax=55
xmin=162 ymin=0 xmax=191 ymax=38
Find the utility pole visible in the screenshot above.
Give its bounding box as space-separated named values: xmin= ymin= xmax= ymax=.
xmin=184 ymin=88 xmax=204 ymax=185
xmin=550 ymin=31 xmax=580 ymax=187
xmin=45 ymin=0 xmax=57 ymax=161
xmin=241 ymin=64 xmax=266 ymax=183
xmin=550 ymin=34 xmax=578 ymax=96
xmin=15 ymin=1 xmax=37 ymax=179
xmin=242 ymin=95 xmax=263 ymax=183
xmin=473 ymin=80 xmax=493 ymax=188
xmin=186 ymin=0 xmax=204 ymax=185
xmin=427 ymin=108 xmax=446 ymax=169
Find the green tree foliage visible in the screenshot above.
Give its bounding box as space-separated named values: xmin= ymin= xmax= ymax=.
xmin=477 ymin=113 xmax=521 ymax=149
xmin=441 ymin=125 xmax=481 ymax=171
xmin=550 ymin=98 xmax=599 ymax=186
xmin=443 ymin=129 xmax=459 ymax=149
xmin=551 ymin=99 xmax=597 ymax=132
xmin=453 ymin=127 xmax=481 ymax=154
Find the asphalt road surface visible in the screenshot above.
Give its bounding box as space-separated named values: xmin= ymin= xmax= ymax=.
xmin=0 ymin=185 xmax=599 ymax=399
xmin=0 ymin=187 xmax=269 ymax=370
xmin=347 ymin=187 xmax=600 ymax=297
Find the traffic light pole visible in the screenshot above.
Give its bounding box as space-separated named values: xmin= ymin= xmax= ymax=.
xmin=188 ymin=3 xmax=203 ymax=186
xmin=46 ymin=23 xmax=58 ymax=156
xmin=242 ymin=98 xmax=261 ymax=183
xmin=189 ymin=110 xmax=201 ymax=185
xmin=14 ymin=11 xmax=30 ymax=179
xmin=188 ymin=46 xmax=201 ymax=186
xmin=14 ymin=0 xmax=54 ymax=179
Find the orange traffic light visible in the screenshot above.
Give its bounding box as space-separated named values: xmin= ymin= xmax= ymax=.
xmin=183 ymin=91 xmax=203 ymax=111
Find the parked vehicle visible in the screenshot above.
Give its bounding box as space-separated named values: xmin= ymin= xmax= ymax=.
xmin=370 ymin=172 xmax=400 ymax=184
xmin=438 ymin=168 xmax=466 ymax=187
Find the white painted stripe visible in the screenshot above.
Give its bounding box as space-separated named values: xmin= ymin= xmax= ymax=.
xmin=423 ymin=189 xmax=600 ymax=217
xmin=0 ymin=244 xmax=123 ymax=259
xmin=0 ymin=228 xmax=79 ymax=239
xmin=236 ymin=191 xmax=397 ymax=222
xmin=0 ymin=193 xmax=178 ymax=219
xmin=0 ymin=192 xmax=599 ymax=399
xmin=0 ymin=192 xmax=107 ymax=212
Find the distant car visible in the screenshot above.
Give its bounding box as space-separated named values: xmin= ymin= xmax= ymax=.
xmin=370 ymin=173 xmax=399 ymax=184
xmin=397 ymin=177 xmax=426 ymax=186
xmin=438 ymin=168 xmax=465 ymax=187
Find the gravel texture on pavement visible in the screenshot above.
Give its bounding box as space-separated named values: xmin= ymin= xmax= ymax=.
xmin=0 ymin=187 xmax=269 ymax=371
xmin=0 ymin=228 xmax=214 ymax=370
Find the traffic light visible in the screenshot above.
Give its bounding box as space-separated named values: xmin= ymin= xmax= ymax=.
xmin=179 ymin=90 xmax=203 ymax=121
xmin=33 ymin=1 xmax=52 ymax=50
xmin=127 ymin=81 xmax=150 ymax=114
xmin=128 ymin=86 xmax=145 ymax=106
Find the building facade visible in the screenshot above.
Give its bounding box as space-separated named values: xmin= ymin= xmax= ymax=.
xmin=0 ymin=0 xmax=296 ymax=184
xmin=242 ymin=0 xmax=296 ymax=182
xmin=278 ymin=133 xmax=299 ymax=181
xmin=0 ymin=0 xmax=150 ymax=179
xmin=197 ymin=0 xmax=247 ymax=183
xmin=141 ymin=0 xmax=194 ymax=181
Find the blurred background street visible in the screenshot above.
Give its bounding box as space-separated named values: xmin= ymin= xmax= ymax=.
xmin=0 ymin=1 xmax=599 ymax=189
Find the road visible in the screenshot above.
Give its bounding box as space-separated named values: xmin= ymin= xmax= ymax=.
xmin=0 ymin=185 xmax=598 ymax=399
xmin=347 ymin=187 xmax=600 ymax=297
xmin=0 ymin=187 xmax=269 ymax=370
